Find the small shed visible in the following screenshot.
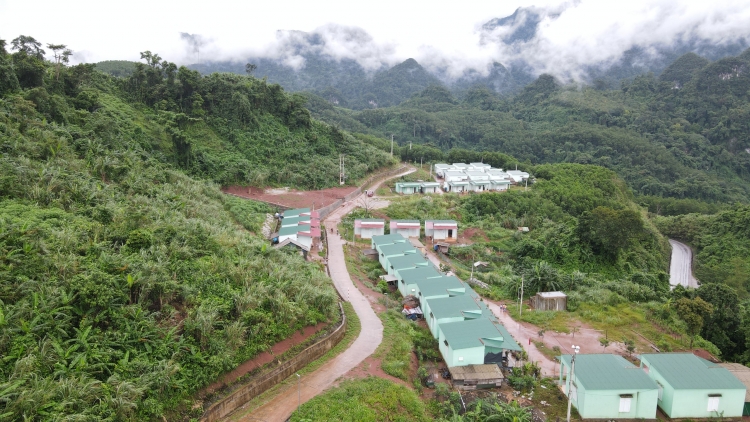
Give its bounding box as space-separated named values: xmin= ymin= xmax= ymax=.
xmin=354 ymin=218 xmax=385 ymax=239
xmin=434 ymin=242 xmax=450 ymax=254
xmin=640 ymin=353 xmax=746 ymax=418
xmin=719 ymin=363 xmax=750 ymax=416
xmin=361 ymin=248 xmax=378 ymax=260
xmin=530 ymin=292 xmax=567 ymax=311
xmin=560 ymin=354 xmax=659 ymax=419
xmin=450 ymin=364 xmax=504 ymax=390
xmin=390 ymin=220 xmax=421 ymax=238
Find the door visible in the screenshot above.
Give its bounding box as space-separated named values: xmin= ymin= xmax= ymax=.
xmin=448 ymin=229 xmax=453 ymax=239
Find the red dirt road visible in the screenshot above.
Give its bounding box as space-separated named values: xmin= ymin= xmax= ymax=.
xmin=223 ymin=185 xmax=357 ymax=210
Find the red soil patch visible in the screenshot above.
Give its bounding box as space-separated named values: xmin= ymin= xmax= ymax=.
xmin=458 ymin=227 xmax=487 ymax=244
xmin=200 ymin=321 xmax=327 ymax=396
xmin=223 ymin=185 xmax=358 ymax=210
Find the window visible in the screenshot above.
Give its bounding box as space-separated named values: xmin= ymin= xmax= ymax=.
xmin=619 ymin=395 xmax=632 ymax=413
xmin=708 ymin=395 xmax=721 ymax=412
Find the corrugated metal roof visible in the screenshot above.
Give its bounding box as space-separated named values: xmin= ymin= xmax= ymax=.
xmin=372 ymin=233 xmax=408 ymax=246
xmin=561 ymin=354 xmax=658 ymax=391
xmin=719 ymin=363 xmax=750 ymax=401
xmin=428 ymin=294 xmax=482 ymax=319
xmin=538 ymin=292 xmax=567 ymax=299
xmin=415 ymin=276 xmax=466 ymax=297
xmin=440 ymin=318 xmax=521 ymax=351
xmin=399 ymin=266 xmax=442 ymax=282
xmin=282 ymin=208 xmax=310 ymax=217
xmin=389 ymin=254 xmax=429 ymax=270
xmin=278 ymin=226 xmax=301 ymax=236
xmin=379 ymin=243 xmax=417 ymax=256
xmin=641 ymin=353 xmax=746 ymax=390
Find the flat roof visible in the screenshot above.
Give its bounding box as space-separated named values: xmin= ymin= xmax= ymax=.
xmin=538 ymin=292 xmax=567 ymax=299
xmin=449 ymin=181 xmax=470 ymax=186
xmin=421 ymin=182 xmax=440 ymax=187
xmin=440 ymin=318 xmax=521 ymax=351
xmin=561 ymin=354 xmax=658 ymax=391
xmin=372 ymin=233 xmax=408 ymax=246
xmin=427 ymin=295 xmax=483 ymax=319
xmin=641 ymin=353 xmax=746 ymax=390
xmin=449 ymin=364 xmax=503 ymax=381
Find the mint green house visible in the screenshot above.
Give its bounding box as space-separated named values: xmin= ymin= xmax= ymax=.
xmin=377 ymin=243 xmax=417 ymax=269
xmin=426 ymin=294 xmax=484 ymax=338
xmin=398 ymin=266 xmax=443 ymax=296
xmin=640 ymin=353 xmax=746 ymax=418
xmin=394 ymin=182 xmax=422 ymax=195
xmin=559 ymin=354 xmax=658 ymax=419
xmin=438 ymin=318 xmax=520 ymax=367
xmin=387 ymin=253 xmax=429 ymax=276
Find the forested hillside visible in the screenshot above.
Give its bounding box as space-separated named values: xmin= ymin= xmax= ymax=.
xmin=0 ymin=35 xmax=389 ymax=420
xmin=307 ymin=49 xmax=750 ymax=203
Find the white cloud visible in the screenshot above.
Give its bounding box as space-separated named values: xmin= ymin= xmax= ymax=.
xmin=1 ymin=0 xmax=749 ymax=82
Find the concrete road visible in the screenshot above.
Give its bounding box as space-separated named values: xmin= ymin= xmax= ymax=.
xmin=234 ymin=168 xmax=414 ymax=421
xmin=669 ymin=239 xmax=699 ymax=289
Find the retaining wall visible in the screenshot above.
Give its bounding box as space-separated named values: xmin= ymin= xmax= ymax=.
xmin=200 ymin=303 xmax=347 ymax=422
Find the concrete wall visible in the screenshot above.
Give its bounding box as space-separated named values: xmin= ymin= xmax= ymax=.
xmin=201 ymin=303 xmax=347 ymax=422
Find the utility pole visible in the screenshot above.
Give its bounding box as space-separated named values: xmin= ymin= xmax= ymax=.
xmin=390 ymin=135 xmax=394 ymax=157
xmin=409 ymin=141 xmax=412 ymax=150
xmin=420 ymin=157 xmax=423 ymax=169
xmin=339 ymin=154 xmax=345 ymax=185
xmin=519 ymin=276 xmax=524 ymax=317
xmin=566 ymin=346 xmax=581 ymax=422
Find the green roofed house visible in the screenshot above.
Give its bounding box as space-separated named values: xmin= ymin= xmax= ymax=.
xmin=640 ymin=353 xmax=746 ymax=418
xmin=395 ymin=182 xmax=422 ymax=195
xmin=415 ymin=276 xmax=467 ymax=303
xmin=559 ymin=354 xmax=658 ymax=419
xmin=398 ymin=266 xmax=443 ymax=296
xmin=371 ymin=233 xmax=408 ymax=250
xmin=425 ymin=294 xmax=484 ymax=339
xmin=438 ymin=318 xmax=521 ymax=367
xmin=377 ymin=242 xmax=417 ymax=270
xmin=387 ymin=253 xmax=429 ymax=275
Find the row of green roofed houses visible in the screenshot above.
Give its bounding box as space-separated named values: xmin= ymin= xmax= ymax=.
xmin=372 ymin=233 xmax=750 ymax=418
xmin=371 ymin=233 xmax=522 ymax=375
xmin=559 ymin=352 xmax=750 ymax=419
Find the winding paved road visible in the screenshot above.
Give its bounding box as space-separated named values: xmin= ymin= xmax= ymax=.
xmin=668 ymin=239 xmax=699 ymax=289
xmin=233 ymin=168 xmax=414 ymax=421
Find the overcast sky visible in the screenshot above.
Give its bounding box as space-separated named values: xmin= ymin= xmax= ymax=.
xmin=2 ymin=0 xmax=750 ymax=79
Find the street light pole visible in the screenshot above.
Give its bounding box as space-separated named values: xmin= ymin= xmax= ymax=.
xmin=566 ymin=345 xmax=580 ymax=422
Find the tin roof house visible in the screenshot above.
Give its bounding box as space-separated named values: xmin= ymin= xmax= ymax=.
xmin=559 ymin=354 xmax=659 ymax=419
xmin=390 ymin=220 xmax=421 ymax=238
xmin=640 ymin=353 xmax=746 ymax=418
xmin=425 ymin=220 xmax=458 ymax=243
xmin=438 ymin=318 xmax=521 ymax=367
xmin=354 ymin=219 xmax=385 ymax=239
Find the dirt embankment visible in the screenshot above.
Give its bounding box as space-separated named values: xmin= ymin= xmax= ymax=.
xmin=223 ymin=185 xmax=357 ymax=209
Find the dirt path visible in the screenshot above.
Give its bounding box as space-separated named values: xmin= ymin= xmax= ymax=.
xmin=669 ymin=239 xmax=699 ymax=289
xmin=233 ymin=167 xmax=415 ymax=421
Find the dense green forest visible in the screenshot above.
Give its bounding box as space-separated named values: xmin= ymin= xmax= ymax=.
xmin=0 ymin=35 xmax=396 ymax=420
xmin=306 ymin=49 xmax=750 ymax=203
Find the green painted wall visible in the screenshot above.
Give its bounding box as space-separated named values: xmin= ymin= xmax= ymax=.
xmin=647 ymin=368 xmax=745 ymax=418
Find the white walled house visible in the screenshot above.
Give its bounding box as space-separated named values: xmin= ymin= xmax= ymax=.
xmin=354 ymin=219 xmax=385 ymax=239
xmin=444 ymin=171 xmax=468 ymax=183
xmin=490 ymin=180 xmax=511 ymax=191
xmin=434 ymin=164 xmax=452 ymax=178
xmin=425 ymin=220 xmax=458 ymax=243
xmin=390 ymin=220 xmax=421 ymax=238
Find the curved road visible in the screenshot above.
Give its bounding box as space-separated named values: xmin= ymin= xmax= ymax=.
xmin=669 ymin=239 xmax=699 ymax=289
xmin=235 ymin=168 xmax=415 ymax=421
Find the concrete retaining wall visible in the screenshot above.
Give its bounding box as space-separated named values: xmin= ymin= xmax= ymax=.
xmin=201 ymin=303 xmax=347 ymax=422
